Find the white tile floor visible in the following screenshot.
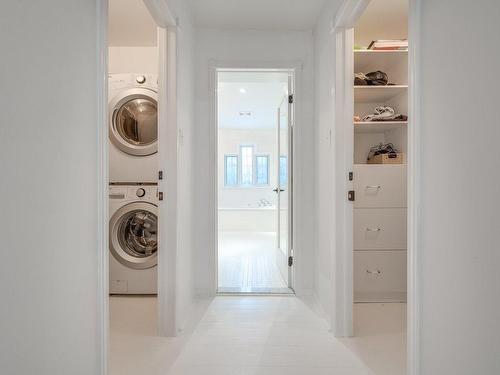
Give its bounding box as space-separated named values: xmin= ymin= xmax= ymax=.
xmin=218 ymin=232 xmax=289 ymax=293
xmin=110 ymin=296 xmax=406 ymax=375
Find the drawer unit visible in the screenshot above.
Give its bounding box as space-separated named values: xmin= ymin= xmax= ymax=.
xmin=354 ymin=208 xmax=407 ymax=250
xmin=353 ymin=164 xmax=407 ymax=208
xmin=354 ymin=250 xmax=407 ymax=303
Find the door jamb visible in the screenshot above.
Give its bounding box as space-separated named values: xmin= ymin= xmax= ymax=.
xmin=208 ymin=61 xmax=302 ymax=295
xmin=330 ymin=1 xmax=421 ymax=375
xmin=96 ymin=0 xmax=178 ymax=373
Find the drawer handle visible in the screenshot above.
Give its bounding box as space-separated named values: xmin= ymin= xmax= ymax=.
xmin=365 ymin=185 xmax=381 ymax=190
xmin=366 ymin=269 xmax=382 ymax=275
xmin=366 ymin=227 xmax=382 ymax=232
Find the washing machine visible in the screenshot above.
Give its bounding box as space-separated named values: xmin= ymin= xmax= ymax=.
xmin=108 ymin=73 xmax=158 ymax=183
xmin=109 ymin=184 xmax=158 ymax=294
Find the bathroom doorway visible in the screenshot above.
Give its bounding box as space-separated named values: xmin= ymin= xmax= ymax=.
xmin=216 ymin=70 xmax=294 ymax=293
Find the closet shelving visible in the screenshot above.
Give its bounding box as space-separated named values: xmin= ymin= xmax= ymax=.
xmin=353 ymin=46 xmax=408 ymax=164
xmin=354 ymin=121 xmax=407 ymax=133
xmin=352 ymin=30 xmax=408 ymax=304
xmin=354 ymin=85 xmax=408 ymax=102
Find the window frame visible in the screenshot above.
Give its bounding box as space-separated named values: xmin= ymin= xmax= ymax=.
xmin=224 ymin=154 xmax=239 ymax=187
xmin=255 ymin=154 xmax=270 ymax=186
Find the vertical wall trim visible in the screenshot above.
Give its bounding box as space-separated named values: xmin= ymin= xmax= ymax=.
xmin=407 ymin=0 xmax=422 ymax=373
xmin=208 ymin=62 xmax=218 ymax=296
xmin=331 ymin=27 xmax=354 ymax=337
xmin=96 ymin=0 xmax=109 ymax=373
xmin=157 ymin=26 xmax=178 ymax=337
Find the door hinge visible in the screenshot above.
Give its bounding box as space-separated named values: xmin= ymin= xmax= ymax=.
xmin=288 ymin=94 xmax=294 ymax=104
xmin=348 ymin=190 xmax=355 ymax=201
xmin=349 ymin=171 xmax=353 ymax=181
xmin=288 ymin=256 xmax=294 ymax=267
xmin=158 ymin=191 xmax=164 ymax=201
xmin=158 ymin=170 xmax=163 ymax=180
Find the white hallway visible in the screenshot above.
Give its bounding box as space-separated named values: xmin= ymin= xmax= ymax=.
xmin=110 ymin=296 xmax=405 ymax=375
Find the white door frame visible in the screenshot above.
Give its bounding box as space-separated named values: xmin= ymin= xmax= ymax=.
xmin=96 ymin=0 xmax=178 ymax=373
xmin=208 ymin=61 xmax=302 ymax=295
xmin=330 ymin=1 xmax=421 ymax=375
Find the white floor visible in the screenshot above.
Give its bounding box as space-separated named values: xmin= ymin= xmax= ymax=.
xmin=110 ymin=296 xmax=406 ymax=375
xmin=343 ymin=303 xmax=407 ymax=375
xmin=218 ymin=231 xmax=289 ymax=293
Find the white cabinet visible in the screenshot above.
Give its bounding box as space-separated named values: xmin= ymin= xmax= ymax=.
xmin=353 ymin=165 xmax=407 ymax=302
xmin=354 ymin=164 xmax=407 ymax=208
xmin=352 ymin=46 xmax=408 ymax=304
xmin=354 ymin=250 xmax=407 ymax=303
xmin=354 ymin=208 xmax=407 ymax=250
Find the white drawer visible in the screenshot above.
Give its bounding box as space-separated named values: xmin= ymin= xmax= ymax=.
xmin=354 ymin=164 xmax=407 ymax=208
xmin=354 ymin=251 xmax=406 ymax=302
xmin=354 ymin=208 xmax=407 ymax=250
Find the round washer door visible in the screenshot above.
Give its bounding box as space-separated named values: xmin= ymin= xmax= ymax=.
xmin=109 ymin=87 xmax=158 ymax=156
xmin=109 ymin=201 xmax=158 ymax=269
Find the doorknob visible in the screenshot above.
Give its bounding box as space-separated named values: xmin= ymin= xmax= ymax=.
xmin=273 ymin=188 xmax=285 ymax=193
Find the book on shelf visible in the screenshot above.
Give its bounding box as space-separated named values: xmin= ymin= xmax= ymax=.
xmin=367 ymin=39 xmax=408 ymax=50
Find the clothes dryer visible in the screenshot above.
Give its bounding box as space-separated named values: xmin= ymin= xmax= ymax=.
xmin=108 ymin=73 xmax=158 ymax=183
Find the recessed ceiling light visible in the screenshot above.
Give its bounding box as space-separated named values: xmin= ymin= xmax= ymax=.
xmin=239 ymin=88 xmax=247 ymax=94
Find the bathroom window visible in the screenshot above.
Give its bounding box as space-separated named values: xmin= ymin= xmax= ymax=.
xmin=224 ymin=155 xmax=238 ymax=186
xmin=255 ymin=155 xmax=269 ymax=185
xmin=240 ymin=146 xmax=254 ymax=185
xmin=280 ymin=156 xmax=288 ymax=187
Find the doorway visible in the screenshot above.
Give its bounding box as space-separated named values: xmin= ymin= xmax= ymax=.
xmin=215 ymin=70 xmax=294 ymax=294
xmin=332 ymin=0 xmax=418 ymax=374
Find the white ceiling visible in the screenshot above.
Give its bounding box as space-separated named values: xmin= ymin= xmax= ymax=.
xmin=355 ymin=0 xmax=408 ymax=48
xmin=108 ymin=0 xmax=157 ymax=46
xmin=188 ymin=0 xmax=327 ymax=30
xmin=218 ymin=72 xmax=289 ymax=129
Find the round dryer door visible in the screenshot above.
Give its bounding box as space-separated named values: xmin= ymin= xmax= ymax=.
xmin=109 ymin=202 xmax=158 ymax=269
xmin=109 ymin=88 xmax=158 ymax=156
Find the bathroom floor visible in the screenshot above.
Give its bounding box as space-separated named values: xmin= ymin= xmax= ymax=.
xmin=217 ymin=231 xmax=290 ymax=293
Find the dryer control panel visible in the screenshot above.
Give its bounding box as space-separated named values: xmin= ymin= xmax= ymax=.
xmin=109 ymin=185 xmax=158 ymax=202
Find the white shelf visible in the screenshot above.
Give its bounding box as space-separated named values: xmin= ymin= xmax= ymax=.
xmin=354 ymin=49 xmax=408 ymax=73
xmin=354 ymin=292 xmax=407 ymax=304
xmin=354 ymin=49 xmax=408 ymax=53
xmin=354 ymin=121 xmax=407 ymax=133
xmin=354 ymin=85 xmax=408 ymax=103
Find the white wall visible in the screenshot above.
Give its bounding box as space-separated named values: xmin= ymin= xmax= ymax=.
xmin=419 ymin=1 xmax=500 ymax=373
xmin=0 ymin=1 xmax=101 ymax=374
xmin=313 ymin=0 xmax=344 ymax=320
xmin=193 ymin=28 xmax=316 ymax=296
xmin=108 ymin=46 xmax=158 ymax=73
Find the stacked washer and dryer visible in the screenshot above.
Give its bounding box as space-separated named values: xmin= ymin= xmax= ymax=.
xmin=108 ymin=73 xmax=159 ymax=294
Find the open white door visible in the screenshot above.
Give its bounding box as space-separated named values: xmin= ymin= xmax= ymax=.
xmin=275 ymin=76 xmax=293 ymax=288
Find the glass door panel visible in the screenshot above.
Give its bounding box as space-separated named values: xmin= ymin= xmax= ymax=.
xmin=275 ymin=78 xmax=292 ymax=286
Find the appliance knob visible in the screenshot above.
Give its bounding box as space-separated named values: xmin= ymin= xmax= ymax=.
xmin=136 ymin=75 xmax=146 ymax=84
xmin=136 ymin=188 xmax=146 ymax=198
